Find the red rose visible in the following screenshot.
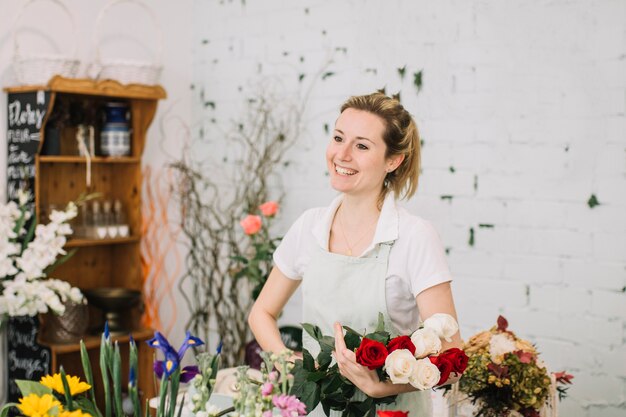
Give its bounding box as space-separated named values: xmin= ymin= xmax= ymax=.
xmin=355 ymin=338 xmax=388 ymax=370
xmin=440 ymin=348 xmax=469 ymax=373
xmin=429 ymin=355 xmax=453 ymax=385
xmin=387 ymin=335 xmax=416 ymax=356
xmin=377 ymin=411 xmax=409 ymax=417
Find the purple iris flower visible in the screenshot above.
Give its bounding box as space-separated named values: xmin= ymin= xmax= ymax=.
xmin=147 ymin=331 xmax=204 ymax=381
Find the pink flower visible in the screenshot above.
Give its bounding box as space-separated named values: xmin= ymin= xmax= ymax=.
xmin=262 ymin=411 xmax=273 ymax=417
xmin=272 ymin=394 xmax=307 ymax=417
xmin=240 ymin=215 xmax=262 ymax=235
xmin=268 ymin=371 xmax=278 ymax=382
xmin=261 ymin=382 xmax=274 ymax=397
xmin=259 ymin=201 xmax=279 ymax=217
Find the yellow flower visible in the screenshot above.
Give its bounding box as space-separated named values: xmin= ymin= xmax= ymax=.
xmin=40 ymin=374 xmax=91 ymax=396
xmin=60 ymin=410 xmax=93 ymax=417
xmin=17 ymin=393 xmax=62 ymax=417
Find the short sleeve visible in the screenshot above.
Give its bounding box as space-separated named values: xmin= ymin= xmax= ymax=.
xmin=273 ymin=211 xmax=308 ymax=280
xmin=408 ymin=221 xmax=453 ymax=297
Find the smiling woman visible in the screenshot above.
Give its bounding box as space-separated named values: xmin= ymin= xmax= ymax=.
xmin=248 ymin=92 xmax=461 ymax=417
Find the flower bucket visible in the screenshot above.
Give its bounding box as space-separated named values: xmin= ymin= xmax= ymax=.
xmin=92 ymin=0 xmax=163 ymax=85
xmin=39 ymin=301 xmax=89 ymax=344
xmin=11 ymin=0 xmax=80 ymax=85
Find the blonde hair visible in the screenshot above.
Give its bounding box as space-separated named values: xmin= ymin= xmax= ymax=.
xmin=340 ymin=92 xmax=421 ymax=201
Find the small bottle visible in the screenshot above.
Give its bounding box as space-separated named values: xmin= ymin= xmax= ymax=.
xmin=92 ymin=201 xmax=107 ymax=239
xmin=103 ymin=200 xmax=118 ymax=238
xmin=114 ymin=199 xmax=129 ymax=237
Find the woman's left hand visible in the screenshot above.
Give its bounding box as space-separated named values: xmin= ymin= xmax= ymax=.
xmin=333 ymin=322 xmax=383 ymax=398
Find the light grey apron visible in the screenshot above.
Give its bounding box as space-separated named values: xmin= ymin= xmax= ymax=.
xmin=302 ymin=242 xmax=432 ymax=416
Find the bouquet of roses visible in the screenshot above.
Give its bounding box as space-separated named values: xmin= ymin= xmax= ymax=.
xmin=290 ymin=313 xmax=468 ymax=417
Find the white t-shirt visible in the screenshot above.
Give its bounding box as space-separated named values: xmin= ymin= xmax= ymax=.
xmin=273 ymin=193 xmax=453 ymax=335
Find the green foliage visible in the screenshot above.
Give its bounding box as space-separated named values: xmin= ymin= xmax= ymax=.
xmin=587 ymin=194 xmax=600 ymax=208
xmin=413 ymin=70 xmax=423 ymax=93
xmin=291 ymin=319 xmax=398 ymax=417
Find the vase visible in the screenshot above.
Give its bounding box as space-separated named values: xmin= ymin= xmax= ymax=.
xmin=100 ymin=102 xmax=131 ymax=157
xmin=39 ymin=302 xmax=89 ymax=344
xmin=0 ymin=316 xmax=8 ymax=406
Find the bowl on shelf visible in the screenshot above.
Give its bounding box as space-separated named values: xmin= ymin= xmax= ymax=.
xmin=83 ymin=287 xmax=141 ymax=333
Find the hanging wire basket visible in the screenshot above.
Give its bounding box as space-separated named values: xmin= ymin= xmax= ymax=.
xmin=12 ymin=0 xmax=80 ymax=85
xmin=92 ymin=0 xmax=163 ymax=85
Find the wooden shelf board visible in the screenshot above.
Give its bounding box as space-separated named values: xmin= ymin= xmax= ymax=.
xmin=65 ymin=236 xmax=140 ymax=247
xmin=39 ymin=156 xmax=140 ymax=164
xmin=39 ymin=328 xmax=154 ymax=354
xmin=4 ymin=76 xmax=167 ymax=100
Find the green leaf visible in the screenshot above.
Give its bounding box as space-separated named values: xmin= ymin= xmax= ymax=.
xmin=301 ymin=323 xmax=322 ymax=341
xmin=317 ymin=350 xmax=332 ymax=370
xmin=587 ymin=194 xmax=600 ymax=208
xmin=397 ymin=65 xmax=406 ymax=80
xmin=321 ymin=71 xmax=335 ymax=80
xmin=306 ymin=371 xmax=328 ymax=383
xmin=303 ymin=349 xmax=315 ymax=372
xmin=60 ymin=367 xmax=74 ymax=410
xmin=0 ymin=403 xmax=18 ymax=417
xmin=15 ymin=380 xmax=52 ymax=397
xmin=73 ymin=397 xmax=101 ymax=417
xmin=321 ymin=373 xmax=344 ymax=395
xmin=363 ymin=331 xmax=389 ymax=345
xmin=344 ymin=332 xmax=360 ymax=351
xmin=413 ymin=70 xmax=423 ymax=93
xmin=45 ymin=248 xmax=77 ymax=275
xmin=320 ymin=335 xmax=335 ymax=351
xmin=298 ymin=381 xmax=320 ymax=415
xmin=469 ymin=227 xmax=475 ymax=247
xmin=342 ymin=325 xmax=364 ymax=337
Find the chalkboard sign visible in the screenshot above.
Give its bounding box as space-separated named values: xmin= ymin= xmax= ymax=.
xmin=7 ymin=317 xmax=51 ymax=402
xmin=7 ymin=90 xmax=50 ymax=208
xmin=6 ymin=90 xmax=52 ymax=403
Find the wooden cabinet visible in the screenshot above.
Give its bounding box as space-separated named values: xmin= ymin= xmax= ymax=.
xmin=4 ymin=76 xmax=166 ymax=405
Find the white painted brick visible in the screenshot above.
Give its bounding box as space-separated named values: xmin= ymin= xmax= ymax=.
xmin=591 ymin=290 xmax=626 ymax=319
xmin=593 ymin=232 xmax=626 ymax=262
xmin=476 ymin=227 xmax=536 ymax=255
xmin=595 ymin=177 xmax=626 ymax=205
xmin=419 ymin=169 xmax=476 ymax=197
xmin=446 ymin=198 xmax=506 ymax=226
xmin=454 ymin=277 xmax=528 ymax=309
xmin=506 ymin=200 xmax=569 ymax=229
xmin=587 ymin=405 xmax=626 ymax=417
xmin=530 ymin=229 xmax=593 ymax=258
xmin=596 ymin=345 xmax=626 ymax=378
xmin=529 ymin=285 xmax=592 ymax=315
xmin=559 ymin=316 xmax=622 ymax=348
xmin=561 ymin=259 xmax=625 ymax=291
xmin=559 ymin=401 xmax=589 ymax=417
xmin=569 ymin=373 xmax=625 ymax=406
xmin=552 ymin=341 xmax=605 ymax=373
xmin=420 ymin=142 xmax=453 ymax=169
xmin=454 ymin=302 xmax=502 ymax=332
xmin=530 ymin=337 xmax=576 ymax=372
xmin=446 ymin=249 xmax=505 ymax=278
xmin=502 ymin=255 xmax=562 ymax=284
xmin=503 ymin=308 xmax=562 ymax=340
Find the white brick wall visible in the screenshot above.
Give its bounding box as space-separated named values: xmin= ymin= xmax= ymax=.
xmin=192 ymin=1 xmax=626 ymax=415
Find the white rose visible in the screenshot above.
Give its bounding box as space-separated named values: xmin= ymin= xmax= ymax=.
xmin=409 ymin=357 xmax=440 ymax=390
xmin=384 ymin=349 xmax=418 ymax=384
xmin=423 ymin=313 xmax=459 ymax=343
xmin=410 ymin=327 xmax=442 ymax=359
xmin=489 ymin=333 xmax=516 ymax=363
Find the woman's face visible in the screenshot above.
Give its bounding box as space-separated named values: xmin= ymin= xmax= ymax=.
xmin=326 ymin=108 xmax=396 ymax=198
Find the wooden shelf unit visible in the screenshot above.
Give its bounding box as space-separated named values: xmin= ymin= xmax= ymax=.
xmin=5 ymin=76 xmax=166 ymax=406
